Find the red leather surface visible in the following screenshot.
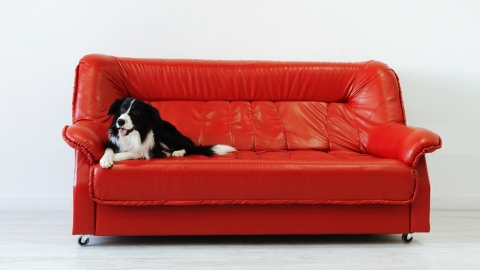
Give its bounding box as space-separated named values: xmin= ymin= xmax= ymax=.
xmin=64 ymin=101 xmax=440 ymax=166
xmin=410 ymin=156 xmax=431 ymax=232
xmin=90 ymin=150 xmax=416 ymax=206
xmin=95 ymin=204 xmax=410 ymax=236
xmin=62 ymin=121 xmax=108 ymax=164
xmin=72 ymin=151 xmax=96 ymax=235
xmin=152 ymin=101 xmax=333 ymax=151
xmin=366 ymin=124 xmax=442 ymax=167
xmin=73 ymin=55 xmax=406 ymax=140
xmin=67 ymin=55 xmax=440 ymax=162
xmin=327 ymin=102 xmax=363 ymax=152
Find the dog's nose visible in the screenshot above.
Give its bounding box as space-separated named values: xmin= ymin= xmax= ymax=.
xmin=117 ymin=119 xmax=126 ymax=126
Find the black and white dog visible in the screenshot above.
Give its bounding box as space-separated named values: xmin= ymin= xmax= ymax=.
xmin=99 ymin=98 xmax=236 ymax=169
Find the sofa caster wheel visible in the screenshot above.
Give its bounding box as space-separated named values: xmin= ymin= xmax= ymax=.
xmin=402 ymin=233 xmax=413 ymax=243
xmin=78 ymin=235 xmax=90 ymax=246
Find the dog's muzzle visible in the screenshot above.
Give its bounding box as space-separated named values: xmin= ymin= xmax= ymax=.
xmin=118 ymin=127 xmax=135 ymax=136
xmin=117 ymin=119 xmax=126 ymax=126
xmin=116 ymin=118 xmax=135 ymax=136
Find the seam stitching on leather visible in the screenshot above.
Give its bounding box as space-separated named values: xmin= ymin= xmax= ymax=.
xmin=89 ymin=197 xmax=416 ymax=206
xmin=325 ymin=103 xmax=333 ymax=151
xmin=113 ymin=56 xmax=133 ymax=97
xmin=228 ymin=101 xmax=234 ymax=147
xmin=272 ymin=102 xmax=289 ymax=151
xmin=411 ymin=139 xmax=442 ymax=167
xmin=72 ymin=64 xmax=80 ymax=122
xmin=199 ymin=101 xmax=206 ymax=145
xmin=345 ymin=102 xmax=365 ymax=153
xmin=365 ymin=96 xmax=393 ymax=121
xmin=62 ymin=126 xmax=96 ymax=165
xmin=248 ymin=102 xmax=257 ymax=152
xmin=390 ymin=68 xmax=407 ymax=125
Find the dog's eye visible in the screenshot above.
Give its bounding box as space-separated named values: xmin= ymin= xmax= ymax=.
xmin=132 ymin=109 xmax=140 ymax=115
xmin=120 ymin=107 xmax=126 ymax=113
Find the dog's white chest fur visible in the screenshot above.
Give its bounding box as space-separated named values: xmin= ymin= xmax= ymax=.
xmin=114 ymin=130 xmax=155 ymax=159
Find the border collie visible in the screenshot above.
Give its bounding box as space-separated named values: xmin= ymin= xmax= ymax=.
xmin=99 ymin=98 xmax=236 ymax=169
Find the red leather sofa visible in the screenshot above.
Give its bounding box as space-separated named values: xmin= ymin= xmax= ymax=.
xmin=63 ymin=54 xmax=441 ymax=246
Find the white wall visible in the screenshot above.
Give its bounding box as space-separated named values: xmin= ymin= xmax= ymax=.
xmin=1 ymin=0 xmax=479 ymax=210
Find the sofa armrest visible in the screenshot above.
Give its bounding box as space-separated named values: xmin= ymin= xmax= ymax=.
xmin=365 ymin=124 xmax=442 ymax=167
xmin=62 ymin=121 xmax=108 ymax=164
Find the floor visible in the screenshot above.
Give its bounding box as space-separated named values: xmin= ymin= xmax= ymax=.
xmin=0 ymin=211 xmax=478 ymax=269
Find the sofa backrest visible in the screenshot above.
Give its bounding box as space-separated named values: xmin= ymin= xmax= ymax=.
xmin=73 ymin=54 xmax=406 ymax=152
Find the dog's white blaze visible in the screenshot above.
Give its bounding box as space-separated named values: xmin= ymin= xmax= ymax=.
xmin=117 ymin=99 xmax=135 ymax=130
xmin=126 ymin=99 xmax=135 ymax=113
xmin=117 ymin=130 xmax=155 ymax=159
xmin=212 ymin=144 xmax=236 ymax=155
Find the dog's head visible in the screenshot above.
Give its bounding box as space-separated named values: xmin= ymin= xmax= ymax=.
xmin=107 ymin=98 xmax=163 ymax=137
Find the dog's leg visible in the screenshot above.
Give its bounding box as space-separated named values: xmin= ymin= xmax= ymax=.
xmin=100 ymin=148 xmax=115 ymax=169
xmin=172 ymin=149 xmax=186 ymax=157
xmin=113 ymin=152 xmax=143 ymax=162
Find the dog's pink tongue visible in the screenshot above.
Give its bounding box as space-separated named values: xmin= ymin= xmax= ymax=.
xmin=119 ymin=129 xmax=127 ymax=136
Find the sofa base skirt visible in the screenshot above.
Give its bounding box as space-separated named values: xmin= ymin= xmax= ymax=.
xmin=93 ymin=203 xmax=414 ymax=236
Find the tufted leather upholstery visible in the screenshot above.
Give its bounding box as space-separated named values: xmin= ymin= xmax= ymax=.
xmin=63 ymin=55 xmax=441 ymax=236
xmin=90 ymin=151 xmax=417 ymax=206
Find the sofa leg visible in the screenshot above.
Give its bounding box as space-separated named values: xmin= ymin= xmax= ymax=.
xmin=401 ymin=233 xmax=413 ymax=243
xmin=77 ymin=235 xmax=90 ymax=246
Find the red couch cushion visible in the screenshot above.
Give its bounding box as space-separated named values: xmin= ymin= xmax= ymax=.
xmin=151 ymin=101 xmax=362 ymax=153
xmin=90 ymin=150 xmax=417 ymax=206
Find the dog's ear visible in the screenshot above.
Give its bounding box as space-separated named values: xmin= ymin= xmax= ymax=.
xmin=107 ymin=98 xmax=125 ymax=115
xmin=147 ymin=104 xmax=163 ymax=127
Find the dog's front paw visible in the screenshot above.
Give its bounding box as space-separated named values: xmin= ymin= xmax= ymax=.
xmin=172 ymin=149 xmax=186 ymax=157
xmin=100 ymin=151 xmax=114 ymax=169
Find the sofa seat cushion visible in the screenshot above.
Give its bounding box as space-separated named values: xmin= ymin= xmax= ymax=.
xmin=90 ymin=150 xmax=417 ymax=206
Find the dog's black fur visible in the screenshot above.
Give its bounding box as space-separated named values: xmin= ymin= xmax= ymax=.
xmin=99 ymin=98 xmax=235 ymax=168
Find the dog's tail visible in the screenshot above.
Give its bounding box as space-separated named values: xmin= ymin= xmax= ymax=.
xmin=186 ymin=144 xmax=236 ymax=156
